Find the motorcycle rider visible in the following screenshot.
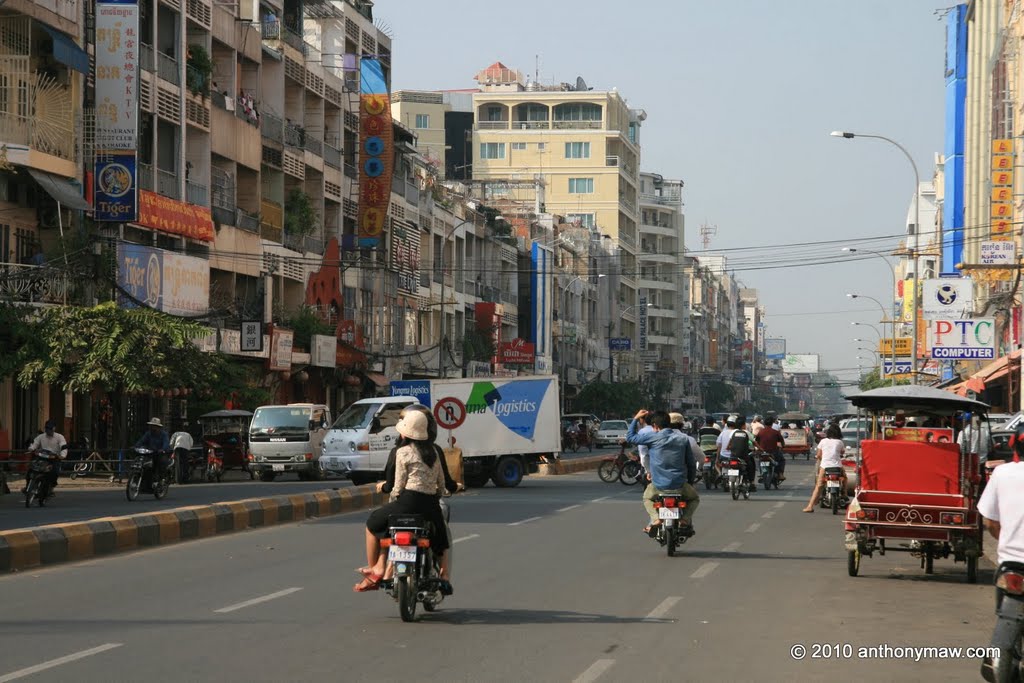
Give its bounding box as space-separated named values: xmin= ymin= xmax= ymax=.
xmin=670 ymin=412 xmax=703 ymax=470
xmin=728 ymin=415 xmax=756 ymax=492
xmin=24 ymin=420 xmax=67 ymax=493
xmin=634 ymin=412 xmax=655 ymax=476
xmin=135 ymin=417 xmax=171 ymax=483
xmin=755 ymin=414 xmax=787 ymax=483
xmin=750 ymin=415 xmax=765 ymax=437
xmin=978 ymin=424 xmax=1024 ymax=565
xmin=715 ymin=415 xmax=738 ymax=475
xmin=626 ymin=409 xmax=699 ymax=537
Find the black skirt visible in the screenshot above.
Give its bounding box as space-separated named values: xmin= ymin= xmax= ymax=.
xmin=366 ymin=489 xmax=449 ymax=552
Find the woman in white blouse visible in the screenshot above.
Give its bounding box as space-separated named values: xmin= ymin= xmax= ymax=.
xmin=802 ymin=424 xmax=846 ymax=512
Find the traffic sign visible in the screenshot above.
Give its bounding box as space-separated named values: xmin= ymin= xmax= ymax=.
xmin=434 ymin=397 xmax=466 ymax=429
xmin=879 ymin=337 xmax=913 ymax=356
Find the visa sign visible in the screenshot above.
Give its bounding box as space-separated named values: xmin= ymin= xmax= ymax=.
xmin=927 ymin=318 xmax=995 ymax=359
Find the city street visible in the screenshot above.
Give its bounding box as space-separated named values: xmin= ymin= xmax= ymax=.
xmin=0 ymin=461 xmax=995 ymax=682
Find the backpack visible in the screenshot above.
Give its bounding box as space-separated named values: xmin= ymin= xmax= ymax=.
xmin=728 ymin=429 xmax=751 ymax=458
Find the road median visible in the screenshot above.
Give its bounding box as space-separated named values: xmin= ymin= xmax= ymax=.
xmin=537 ymin=454 xmax=606 ymax=476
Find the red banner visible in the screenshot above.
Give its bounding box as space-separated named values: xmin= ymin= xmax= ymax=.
xmin=499 ymin=338 xmax=535 ymax=365
xmin=137 ymin=190 xmax=214 ymax=241
xmin=882 ymin=427 xmax=954 ymax=444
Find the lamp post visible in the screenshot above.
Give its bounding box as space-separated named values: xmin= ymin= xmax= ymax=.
xmin=832 ymin=130 xmax=921 ymax=383
xmin=848 ymin=293 xmax=896 ymax=386
xmin=557 ymin=273 xmax=606 ymax=387
xmin=850 ymin=321 xmax=882 ymax=338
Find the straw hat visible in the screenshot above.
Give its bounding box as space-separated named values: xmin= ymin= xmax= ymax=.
xmin=668 ymin=412 xmax=685 ymax=425
xmin=396 ymin=410 xmax=429 ymax=441
xmin=146 ymin=417 xmax=163 ymax=427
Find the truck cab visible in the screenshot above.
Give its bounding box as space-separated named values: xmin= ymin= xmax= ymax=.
xmin=321 ymin=396 xmax=415 ymax=485
xmin=248 ymin=403 xmax=331 ymax=481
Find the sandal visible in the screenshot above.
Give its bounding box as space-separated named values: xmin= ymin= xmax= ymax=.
xmin=355 ymin=567 xmax=376 ymax=577
xmin=353 ymin=573 xmax=383 ymax=592
xmin=802 ymin=507 xmax=814 ymax=513
xmin=643 ymin=523 xmax=662 ymax=538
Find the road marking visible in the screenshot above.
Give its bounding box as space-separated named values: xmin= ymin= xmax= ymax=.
xmin=214 ymin=587 xmax=303 ymax=613
xmin=784 ymin=493 xmax=795 ymax=499
xmin=773 ymin=502 xmax=786 ymax=508
xmin=762 ymin=511 xmax=775 ymax=519
xmin=591 ymin=495 xmax=613 ymax=503
xmin=644 ymin=596 xmax=682 ymax=621
xmin=557 ymin=504 xmax=581 ymax=512
xmin=573 ymin=659 xmax=615 ymax=683
xmin=690 ymin=562 xmax=719 ymax=579
xmin=745 ymin=522 xmax=761 ymax=533
xmin=722 ymin=541 xmax=742 ymax=552
xmin=508 ymin=516 xmax=542 ymax=526
xmin=453 ymin=534 xmax=479 ymax=544
xmin=0 ymin=643 xmax=123 ymax=682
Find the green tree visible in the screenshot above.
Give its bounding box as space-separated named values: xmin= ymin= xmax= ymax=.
xmin=284 ymin=188 xmax=319 ymax=238
xmin=571 ymin=380 xmax=647 ymax=419
xmin=286 ymin=305 xmax=333 ymax=350
xmin=859 ymin=368 xmax=910 ymax=391
xmin=461 ymin=324 xmax=496 ymax=363
xmin=703 ymin=380 xmax=736 ymax=413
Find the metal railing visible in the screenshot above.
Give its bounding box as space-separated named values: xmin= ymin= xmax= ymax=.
xmin=185 ymin=64 xmax=208 ymax=94
xmin=640 ymin=191 xmax=682 ymax=206
xmin=284 ymin=123 xmax=305 ymax=148
xmin=236 ymin=209 xmax=260 ymax=233
xmin=618 ymin=231 xmax=637 ymax=249
xmin=157 ymin=52 xmax=180 ymax=85
xmin=511 ymin=120 xmax=549 ymax=130
xmin=140 ymin=43 xmax=155 ymax=73
xmin=261 ymin=19 xmax=281 ymax=40
xmin=476 ymin=120 xmax=509 ymax=130
xmin=324 ymin=143 xmax=341 ymax=169
xmin=157 ymin=169 xmax=180 ymax=199
xmin=282 ymin=26 xmax=306 ymax=54
xmin=553 ymin=120 xmax=601 ymax=129
xmin=138 ymin=162 xmax=155 ymax=191
xmin=344 ymin=161 xmax=357 ymax=179
xmin=0 ymin=263 xmax=69 ymax=305
xmin=304 ymin=135 xmax=323 ymax=157
xmin=186 ymin=180 xmax=208 ymax=206
xmin=235 ymin=101 xmax=259 ymax=126
xmin=261 ymin=113 xmax=283 ymax=142
xmin=211 ymin=90 xmax=228 ymax=110
xmin=212 ymin=205 xmax=235 ymax=226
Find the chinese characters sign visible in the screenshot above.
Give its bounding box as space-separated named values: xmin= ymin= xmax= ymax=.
xmin=138 ymin=190 xmax=215 ymax=241
xmin=95 ymin=1 xmax=139 ymax=150
xmin=389 ymin=220 xmax=420 ymax=295
xmin=358 ymin=58 xmax=393 ymax=248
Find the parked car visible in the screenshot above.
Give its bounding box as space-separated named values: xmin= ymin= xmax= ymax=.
xmin=595 ymin=420 xmax=629 ymax=447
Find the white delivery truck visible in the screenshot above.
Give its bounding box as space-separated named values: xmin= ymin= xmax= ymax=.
xmin=320 ymin=375 xmax=561 ymax=488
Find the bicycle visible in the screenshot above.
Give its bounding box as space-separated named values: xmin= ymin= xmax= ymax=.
xmin=598 ymin=444 xmax=632 ymax=482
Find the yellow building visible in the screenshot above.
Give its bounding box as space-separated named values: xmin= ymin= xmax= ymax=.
xmin=470 ymin=62 xmax=644 ymax=318
xmin=392 ymin=90 xmax=450 ymax=176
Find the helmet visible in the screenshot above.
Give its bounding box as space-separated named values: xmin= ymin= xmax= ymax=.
xmin=726 ymin=414 xmax=739 ymax=426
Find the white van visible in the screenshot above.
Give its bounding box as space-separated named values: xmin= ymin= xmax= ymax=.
xmin=248 ymin=403 xmax=331 ymax=481
xmin=321 ymin=397 xmax=410 ymax=486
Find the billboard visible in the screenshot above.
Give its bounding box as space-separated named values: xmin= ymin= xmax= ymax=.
xmin=137 ymin=190 xmax=214 ymax=242
xmin=357 ymin=58 xmax=393 ymax=248
xmin=530 ymin=243 xmax=554 ymax=361
xmin=782 ymin=354 xmax=819 ymax=374
xmin=94 ymin=153 xmax=137 ymax=222
xmin=922 ymin=278 xmax=973 ymax=320
xmin=95 ymin=0 xmax=139 ymax=150
xmin=927 ymin=318 xmax=995 ymax=360
xmin=116 ymin=242 xmax=210 ymax=315
xmin=390 ymin=219 xmax=420 ymax=295
xmin=765 ymin=338 xmax=786 ymax=360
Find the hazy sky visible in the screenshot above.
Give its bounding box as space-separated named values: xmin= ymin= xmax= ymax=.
xmin=383 ymin=0 xmax=952 ymax=380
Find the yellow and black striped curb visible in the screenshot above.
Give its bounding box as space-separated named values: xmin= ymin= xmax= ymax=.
xmin=0 ymin=485 xmax=387 ymax=573
xmin=537 ymin=455 xmax=607 ymax=476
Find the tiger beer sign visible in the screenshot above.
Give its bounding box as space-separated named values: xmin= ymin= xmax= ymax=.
xmin=357 ymin=58 xmax=393 ymax=248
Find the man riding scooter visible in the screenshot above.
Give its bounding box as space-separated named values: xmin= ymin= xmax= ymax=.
xmin=625 ymin=409 xmax=700 ymax=537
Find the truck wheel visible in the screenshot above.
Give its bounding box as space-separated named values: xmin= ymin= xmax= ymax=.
xmin=491 ymin=456 xmax=524 ymax=488
xmin=464 ymin=472 xmax=489 ymax=488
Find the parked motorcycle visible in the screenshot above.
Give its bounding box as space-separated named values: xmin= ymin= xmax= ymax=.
xmin=759 ymin=453 xmax=779 ymax=490
xmin=726 ymin=457 xmax=750 ymax=500
xmin=126 ymin=447 xmax=172 ymax=501
xmin=380 ymin=513 xmax=449 ymax=622
xmin=650 ymin=493 xmax=691 ymax=557
xmin=981 ymin=561 xmax=1024 ymax=682
xmin=24 ymin=448 xmax=62 ymax=508
xmin=820 ymin=466 xmax=847 ymax=514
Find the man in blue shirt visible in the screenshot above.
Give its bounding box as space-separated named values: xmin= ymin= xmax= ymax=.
xmin=626 ymin=409 xmax=700 ymax=536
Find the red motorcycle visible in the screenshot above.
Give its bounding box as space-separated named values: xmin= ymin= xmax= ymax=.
xmin=205 ymin=442 xmax=224 ymax=482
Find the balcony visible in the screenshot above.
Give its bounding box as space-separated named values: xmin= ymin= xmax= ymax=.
xmin=260 ymin=199 xmax=283 ymax=236
xmin=284 ymin=232 xmax=323 ymax=253
xmin=157 ymin=52 xmax=180 ymax=86
xmin=324 ymin=143 xmax=341 ymax=169
xmin=476 ymin=120 xmax=509 ymax=130
xmin=511 ymin=120 xmax=549 ymax=130
xmin=640 ymin=190 xmax=682 ymax=207
xmin=344 ymin=161 xmax=357 ymax=179
xmin=617 ymin=231 xmax=636 ymax=250
xmin=282 ymin=26 xmax=306 ymax=55
xmin=284 ymin=122 xmax=305 ymax=149
xmin=237 ymin=209 xmax=260 ymax=233
xmin=138 ymin=162 xmax=155 ymax=191
xmin=553 ymin=119 xmax=601 ymax=130
xmin=0 ymin=263 xmax=69 ymax=305
xmin=186 ymin=179 xmax=208 ymax=206
xmin=261 ymin=18 xmax=281 ymax=40
xmin=0 ymin=80 xmax=77 ymax=174
xmin=157 ymin=168 xmax=180 ymax=200
xmin=212 ymin=206 xmax=234 ymax=226
xmin=304 ymin=134 xmax=323 ymax=157
xmin=261 ymin=113 xmax=284 ymax=143
xmin=140 ymin=43 xmax=155 ymax=73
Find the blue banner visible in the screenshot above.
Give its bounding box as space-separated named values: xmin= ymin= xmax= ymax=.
xmin=95 ymin=153 xmax=138 ymax=222
xmin=608 ymin=337 xmax=631 ymax=351
xmin=116 ymin=242 xmax=160 ymax=308
xmin=390 ymin=380 xmax=432 ymax=408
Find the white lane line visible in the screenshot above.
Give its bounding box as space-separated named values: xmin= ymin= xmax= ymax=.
xmin=644 ymin=596 xmax=682 ymax=621
xmin=690 ymin=562 xmax=719 ymax=579
xmin=573 ymin=659 xmax=615 ymax=683
xmin=773 ymin=502 xmax=786 ymax=509
xmin=722 ymin=541 xmax=742 ymax=552
xmin=453 ymin=534 xmax=479 ymax=544
xmin=214 ymin=587 xmax=303 ymax=613
xmin=557 ymin=504 xmax=581 ymax=512
xmin=0 ymin=643 xmax=123 ymax=682
xmin=508 ymin=516 xmax=542 ymax=526
xmin=762 ymin=511 xmax=775 ymax=519
xmin=590 ymin=495 xmax=613 ymax=503
xmin=745 ymin=522 xmax=761 ymax=533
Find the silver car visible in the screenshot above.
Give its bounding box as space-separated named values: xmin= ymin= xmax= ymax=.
xmin=595 ymin=420 xmax=629 ymax=447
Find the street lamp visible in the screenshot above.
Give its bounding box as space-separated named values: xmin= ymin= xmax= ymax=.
xmin=832 ymin=130 xmax=921 ymax=384
xmin=557 ymin=273 xmax=606 ymax=384
xmin=850 ymin=321 xmax=881 ymax=338
xmin=848 ymin=293 xmax=896 ymax=386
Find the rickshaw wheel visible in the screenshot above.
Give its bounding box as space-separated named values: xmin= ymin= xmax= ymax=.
xmin=924 ymin=548 xmax=934 ymax=574
xmin=847 ymin=548 xmax=860 ymax=577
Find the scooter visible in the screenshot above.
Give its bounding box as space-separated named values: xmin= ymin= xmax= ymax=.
xmin=24 ymin=448 xmax=63 ymax=508
xmin=380 ymin=508 xmax=452 ymax=622
xmin=820 ymin=466 xmax=848 ymax=514
xmin=981 ymin=561 xmax=1024 ymax=682
xmin=702 ymin=456 xmax=721 ymax=490
xmin=726 ymin=457 xmax=750 ymax=500
xmin=759 ymin=453 xmax=778 ymax=490
xmin=650 ymin=493 xmax=691 ymax=557
xmin=126 ymin=447 xmax=173 ymax=501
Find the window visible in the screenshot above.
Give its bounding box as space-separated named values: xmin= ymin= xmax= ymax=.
xmin=414 ymin=113 xmax=429 ymax=129
xmin=566 ymin=213 xmax=595 ymax=228
xmin=565 ymin=142 xmax=590 ymax=159
xmin=568 ymin=177 xmax=594 ymax=194
xmin=511 ymin=142 xmax=527 ymax=151
xmin=553 ymin=103 xmax=602 ymax=122
xmin=479 ymin=142 xmax=505 ymax=159
xmin=628 ymin=122 xmax=637 ymax=144
xmin=537 ymin=142 xmax=546 ymax=151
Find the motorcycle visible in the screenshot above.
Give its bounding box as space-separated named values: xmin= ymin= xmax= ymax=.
xmin=820 ymin=466 xmax=847 ymax=514
xmin=980 ymin=561 xmax=1024 ymax=682
xmin=126 ymin=447 xmax=173 ymax=501
xmin=703 ymin=456 xmax=721 ymax=490
xmin=205 ymin=443 xmax=224 ymax=483
xmin=717 ymin=456 xmax=732 ymax=492
xmin=759 ymin=453 xmax=779 ymax=490
xmin=651 ymin=493 xmax=691 ymax=557
xmin=380 ymin=512 xmax=450 ymax=622
xmin=24 ymin=448 xmax=62 ymax=508
xmin=726 ymin=457 xmax=750 ymax=500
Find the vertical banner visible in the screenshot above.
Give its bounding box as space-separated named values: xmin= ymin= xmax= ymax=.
xmin=637 ymin=290 xmax=649 ymax=352
xmin=530 ymin=242 xmax=554 ymax=365
xmin=991 ymin=139 xmax=1014 ymax=245
xmin=95 ymin=0 xmax=139 ymax=222
xmin=357 ymin=58 xmax=393 ymax=248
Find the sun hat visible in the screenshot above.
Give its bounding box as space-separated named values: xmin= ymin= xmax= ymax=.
xmin=395 ymin=410 xmax=429 ymax=441
xmin=147 ymin=417 xmax=163 ymax=427
xmin=668 ymin=412 xmax=685 ymax=425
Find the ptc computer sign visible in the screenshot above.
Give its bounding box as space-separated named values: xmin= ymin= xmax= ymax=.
xmin=926 ymin=318 xmax=995 ymax=360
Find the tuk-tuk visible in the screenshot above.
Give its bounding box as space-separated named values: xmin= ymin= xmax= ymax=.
xmin=199 ymin=410 xmax=254 ymax=480
xmin=698 ymin=426 xmax=721 ymax=458
xmin=778 ymin=412 xmax=814 ymax=460
xmin=844 ymin=386 xmax=985 ymax=583
xmin=561 ymin=413 xmax=600 ymax=452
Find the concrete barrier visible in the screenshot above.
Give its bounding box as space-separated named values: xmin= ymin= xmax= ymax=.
xmin=0 ymin=459 xmax=603 ymax=573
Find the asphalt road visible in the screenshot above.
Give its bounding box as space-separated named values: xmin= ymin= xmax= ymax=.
xmin=0 ymin=460 xmax=997 ymax=682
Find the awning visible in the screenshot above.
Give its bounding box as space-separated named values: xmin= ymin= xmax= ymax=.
xmin=41 ymin=26 xmax=90 ymax=75
xmin=28 ymin=169 xmax=90 ymax=211
xmin=365 ymin=372 xmax=390 ymax=388
xmin=948 ymin=350 xmax=1021 ymax=396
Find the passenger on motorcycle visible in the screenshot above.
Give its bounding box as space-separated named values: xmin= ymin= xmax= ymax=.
xmin=802 ymin=424 xmax=846 ymax=512
xmin=24 ymin=420 xmax=66 ymax=493
xmin=978 ymin=424 xmax=1024 ymax=565
xmin=754 ymin=417 xmax=786 ymax=482
xmin=670 ymin=413 xmax=703 ymax=469
xmin=750 ymin=415 xmax=765 ymax=437
xmin=356 ymin=410 xmax=451 ymax=592
xmin=634 ymin=413 xmax=655 ymax=473
xmin=715 ymin=415 xmax=738 ymax=474
xmin=625 ymin=409 xmax=700 ymax=536
xmin=727 ymin=415 xmax=756 ymax=492
xmin=134 ymin=417 xmax=171 ymax=482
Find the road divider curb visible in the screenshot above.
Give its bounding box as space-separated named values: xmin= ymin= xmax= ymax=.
xmin=537 ymin=455 xmax=606 ymax=476
xmin=0 ymin=485 xmax=390 ymax=573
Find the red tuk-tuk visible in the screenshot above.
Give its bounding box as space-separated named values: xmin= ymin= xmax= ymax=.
xmin=844 ymin=386 xmax=984 ymax=583
xmin=199 ymin=410 xmax=254 ymax=480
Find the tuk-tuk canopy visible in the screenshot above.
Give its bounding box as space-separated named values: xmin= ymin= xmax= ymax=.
xmin=778 ymin=412 xmax=811 ymax=421
xmin=200 ymin=410 xmax=254 ymax=419
xmin=846 ymin=385 xmax=989 ymax=415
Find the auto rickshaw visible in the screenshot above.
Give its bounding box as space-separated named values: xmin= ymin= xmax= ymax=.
xmin=843 ymin=386 xmax=985 ymax=583
xmin=561 ymin=413 xmax=600 ymax=452
xmin=198 ymin=410 xmax=254 ymax=481
xmin=778 ymin=411 xmax=814 ymax=460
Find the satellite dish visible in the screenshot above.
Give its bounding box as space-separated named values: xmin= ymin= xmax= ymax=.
xmin=575 ymin=76 xmax=590 ymax=91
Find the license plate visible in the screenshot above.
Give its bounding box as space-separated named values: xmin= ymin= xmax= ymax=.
xmin=272 ymin=464 xmax=284 ymax=472
xmin=659 ymin=507 xmax=680 ymax=519
xmin=727 ymin=469 xmax=740 ymax=476
xmin=389 ymin=545 xmax=417 ymax=563
xmin=827 ymin=481 xmax=840 ymax=488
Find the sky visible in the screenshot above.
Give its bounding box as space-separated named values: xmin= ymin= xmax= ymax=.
xmin=381 ymin=0 xmax=953 ymax=381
